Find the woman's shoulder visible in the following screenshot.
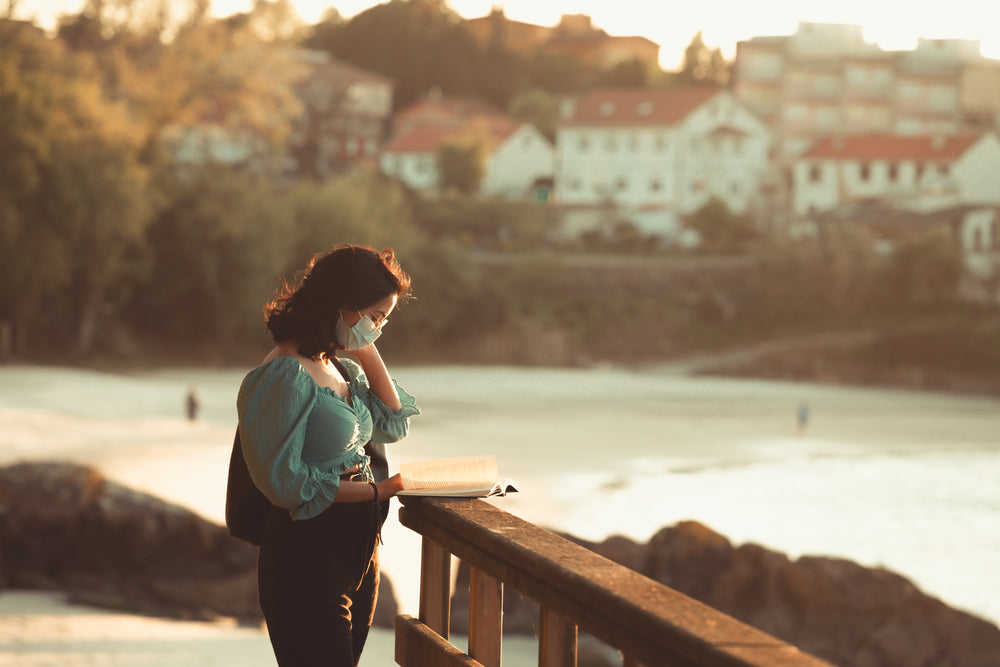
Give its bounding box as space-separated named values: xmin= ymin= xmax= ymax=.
xmin=242 ymin=354 xmax=310 ymax=392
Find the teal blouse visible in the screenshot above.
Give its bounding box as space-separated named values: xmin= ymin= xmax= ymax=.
xmin=236 ymin=355 xmax=419 ymax=520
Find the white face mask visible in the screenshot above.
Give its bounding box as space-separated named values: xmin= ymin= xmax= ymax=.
xmin=336 ymin=314 xmax=382 ymax=351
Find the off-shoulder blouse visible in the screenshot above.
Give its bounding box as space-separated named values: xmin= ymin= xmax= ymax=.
xmin=236 ymin=355 xmax=419 ymax=520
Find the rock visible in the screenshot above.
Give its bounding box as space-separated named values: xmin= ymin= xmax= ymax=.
xmin=0 ymin=462 xmax=398 ymax=627
xmin=573 ymin=520 xmax=1000 ymax=667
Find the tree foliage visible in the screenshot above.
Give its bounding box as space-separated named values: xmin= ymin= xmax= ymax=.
xmin=884 ymin=227 xmax=965 ymax=307
xmin=308 ymin=0 xmax=485 ymax=110
xmin=686 ymin=198 xmax=755 ymax=252
xmin=0 ymin=20 xmax=151 ymax=353
xmin=436 ymin=134 xmax=488 ymax=195
xmin=507 ymin=88 xmax=560 ymax=141
xmin=676 ymin=31 xmax=729 ymax=86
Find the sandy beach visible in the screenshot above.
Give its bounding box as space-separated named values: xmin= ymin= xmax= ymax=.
xmin=2 ymin=362 xmax=999 ymax=665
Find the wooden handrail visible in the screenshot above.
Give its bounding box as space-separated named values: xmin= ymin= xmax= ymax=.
xmin=394 ymin=496 xmax=835 ymax=667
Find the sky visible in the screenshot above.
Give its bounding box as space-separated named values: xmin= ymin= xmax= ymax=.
xmin=11 ymin=0 xmax=1000 ymax=69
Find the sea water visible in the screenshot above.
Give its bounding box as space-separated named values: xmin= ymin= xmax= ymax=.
xmin=1 ymin=364 xmax=998 ymax=630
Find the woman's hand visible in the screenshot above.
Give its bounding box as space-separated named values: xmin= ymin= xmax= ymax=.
xmin=346 ymin=345 xmax=403 ymax=412
xmin=377 ymin=474 xmax=405 ymax=499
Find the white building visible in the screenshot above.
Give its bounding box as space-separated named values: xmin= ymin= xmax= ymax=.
xmin=554 ymin=87 xmax=772 ymax=238
xmin=791 ymin=132 xmax=1000 ymax=216
xmin=481 ymin=124 xmax=556 ymax=198
xmin=379 ymin=95 xmax=554 ymax=198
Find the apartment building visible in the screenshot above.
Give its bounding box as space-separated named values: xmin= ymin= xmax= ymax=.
xmin=734 ymin=22 xmax=1000 ymax=158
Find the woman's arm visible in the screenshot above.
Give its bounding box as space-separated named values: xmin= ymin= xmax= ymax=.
xmin=347 ymin=344 xmax=403 ymax=412
xmin=333 ymin=474 xmax=405 ymax=503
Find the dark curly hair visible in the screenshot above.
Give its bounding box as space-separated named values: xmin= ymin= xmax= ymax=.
xmin=264 ymin=244 xmax=412 ymax=359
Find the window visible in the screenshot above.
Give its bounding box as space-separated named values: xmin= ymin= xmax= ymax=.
xmin=888 ymin=163 xmax=899 ymax=182
xmin=809 ymin=164 xmax=822 ymax=183
xmin=615 ymin=177 xmax=627 ymax=191
xmin=649 ymin=177 xmax=662 ymax=192
xmin=578 ymin=134 xmax=590 ymax=151
xmin=859 ymin=163 xmax=871 ymax=182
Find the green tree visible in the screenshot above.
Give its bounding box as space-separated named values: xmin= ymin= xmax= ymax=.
xmin=814 ymin=223 xmax=882 ymax=317
xmin=126 ymin=167 xmax=290 ymax=347
xmin=279 ymin=172 xmax=419 ymax=275
xmin=676 ymin=31 xmax=729 ymax=86
xmin=0 ymin=20 xmax=152 ymax=354
xmin=507 ymin=88 xmax=560 ymax=142
xmin=597 ymin=58 xmax=651 ymax=88
xmin=308 ymin=0 xmax=483 ymax=111
xmin=686 ymin=198 xmax=754 ymax=252
xmin=523 ymin=49 xmax=594 ymax=96
xmin=436 ymin=134 xmax=488 ymax=196
xmin=59 ymin=0 xmax=304 ymax=170
xmin=884 ymin=227 xmax=965 ymax=307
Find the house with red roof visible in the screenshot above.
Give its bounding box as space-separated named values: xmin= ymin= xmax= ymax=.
xmin=555 ymin=87 xmax=772 ymax=238
xmin=791 ymin=132 xmax=1000 ymax=216
xmin=378 ymin=93 xmax=554 ymax=198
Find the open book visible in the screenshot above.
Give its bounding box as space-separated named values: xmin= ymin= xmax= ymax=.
xmin=396 ymin=455 xmax=519 ymax=498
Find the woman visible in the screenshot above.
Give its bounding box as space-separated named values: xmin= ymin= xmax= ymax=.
xmin=236 ymin=244 xmax=418 ymax=666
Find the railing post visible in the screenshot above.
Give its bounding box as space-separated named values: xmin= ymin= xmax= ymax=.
xmin=468 ymin=566 xmax=502 ymax=667
xmin=539 ymin=605 xmax=577 ymax=667
xmin=418 ymin=536 xmax=451 ymax=638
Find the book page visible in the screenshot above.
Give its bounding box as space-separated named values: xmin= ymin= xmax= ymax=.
xmin=399 ymin=455 xmax=498 ymax=490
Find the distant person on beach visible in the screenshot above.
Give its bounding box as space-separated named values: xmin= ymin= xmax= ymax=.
xmin=797 ymin=402 xmax=810 ymax=434
xmin=186 ymin=385 xmax=200 ymax=422
xmin=236 ymin=244 xmax=418 ymax=667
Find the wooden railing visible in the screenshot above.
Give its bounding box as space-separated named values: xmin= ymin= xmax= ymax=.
xmin=394 ymin=496 xmax=835 ymax=667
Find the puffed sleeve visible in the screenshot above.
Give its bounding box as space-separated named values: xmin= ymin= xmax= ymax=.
xmin=339 ymin=357 xmax=420 ymax=444
xmin=236 ymin=357 xmax=341 ymax=520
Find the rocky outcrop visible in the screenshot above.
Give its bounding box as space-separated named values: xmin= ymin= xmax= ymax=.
xmin=585 ymin=522 xmax=1000 ymax=667
xmin=0 ymin=462 xmax=398 ymax=626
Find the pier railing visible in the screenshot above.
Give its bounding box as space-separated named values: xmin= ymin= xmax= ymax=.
xmin=394 ymin=496 xmax=834 ymax=667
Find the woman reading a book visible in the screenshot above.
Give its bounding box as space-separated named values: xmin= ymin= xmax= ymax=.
xmin=236 ymin=244 xmax=418 ymax=667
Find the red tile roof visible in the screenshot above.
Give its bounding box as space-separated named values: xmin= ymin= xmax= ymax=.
xmin=563 ymin=87 xmax=722 ymax=127
xmin=802 ymin=133 xmax=984 ymax=161
xmin=383 ymin=117 xmax=520 ymax=154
